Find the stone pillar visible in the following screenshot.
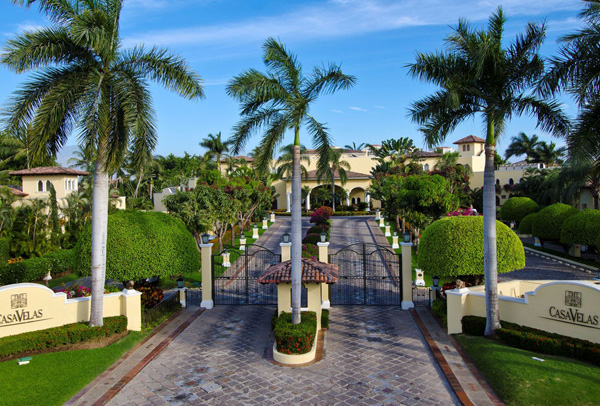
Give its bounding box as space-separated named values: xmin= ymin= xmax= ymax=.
xmin=222 ymin=250 xmax=231 ymax=267
xmin=346 ymin=192 xmax=350 ymax=206
xmin=392 ymin=235 xmax=399 ymax=249
xmin=306 ymin=283 xmax=322 ymax=331
xmin=240 ymin=237 xmax=246 ymax=251
xmin=270 ymin=212 xmax=276 ymax=223
xmin=569 ymin=244 xmax=581 ymax=257
xmin=262 ymin=218 xmax=268 ymax=229
xmin=306 ymin=191 xmax=311 ymax=211
xmin=176 ymin=287 xmax=187 ymax=308
xmin=446 ymin=288 xmax=470 ymax=334
xmin=122 ymin=289 xmax=142 ymax=331
xmin=286 ymin=192 xmax=291 ymax=213
xmin=277 ymin=283 xmax=292 ymax=315
xmin=400 ymin=242 xmax=414 ymax=310
xmin=385 ymin=225 xmax=391 ymax=237
xmin=280 ymin=242 xmax=291 ymax=262
xmin=199 ymin=243 xmax=214 ymax=309
xmin=366 ymin=194 xmax=370 ymax=212
xmin=375 ymin=208 xmax=380 ymax=220
xmin=379 ymin=217 xmax=385 ymax=227
xmin=317 ymin=242 xmax=330 ymax=309
xmin=252 ymin=226 xmax=259 ymax=239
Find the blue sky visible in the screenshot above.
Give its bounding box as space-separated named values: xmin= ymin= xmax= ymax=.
xmin=0 ymin=0 xmax=583 ymax=160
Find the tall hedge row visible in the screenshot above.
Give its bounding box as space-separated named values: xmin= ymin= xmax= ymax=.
xmin=0 ymin=249 xmax=75 ymax=285
xmin=531 ymin=203 xmax=578 ymax=242
xmin=560 ymin=209 xmax=600 ymax=249
xmin=75 ymin=211 xmax=200 ymax=281
xmin=0 ymin=237 xmax=9 ymax=267
xmin=518 ymin=213 xmax=537 ymax=234
xmin=418 ymin=216 xmax=525 ymax=277
xmin=500 ymin=197 xmax=539 ymax=223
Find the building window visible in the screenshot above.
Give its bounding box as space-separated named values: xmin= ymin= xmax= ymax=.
xmin=351 ymin=197 xmax=356 ymax=205
xmin=509 ymin=178 xmax=514 ymax=185
xmin=46 ymin=180 xmax=52 ymax=191
xmin=38 ymin=180 xmax=44 ymax=192
xmin=496 ymin=179 xmax=500 ymax=185
xmin=424 ymin=163 xmax=430 ymax=171
xmin=467 ymin=144 xmax=470 ymax=151
xmin=357 ymin=197 xmax=361 ymax=203
xmin=462 ymin=145 xmax=466 ymax=152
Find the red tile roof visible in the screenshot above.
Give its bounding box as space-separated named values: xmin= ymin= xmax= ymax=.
xmin=453 ymin=135 xmax=485 ymax=144
xmin=4 ymin=186 xmax=28 ymax=197
xmin=258 ymin=258 xmax=339 ymax=284
xmin=9 ymin=166 xmax=89 ymax=176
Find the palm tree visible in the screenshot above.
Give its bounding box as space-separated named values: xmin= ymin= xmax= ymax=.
xmin=227 ymin=37 xmax=355 ymax=325
xmin=542 ymin=0 xmax=600 ymax=163
xmin=344 ymin=142 xmax=365 ymax=151
xmin=275 ymin=144 xmax=310 ymax=181
xmin=2 ymin=0 xmax=204 ymax=326
xmin=200 ymin=132 xmax=231 ymax=170
xmin=0 ymin=126 xmax=54 ymax=169
xmin=407 ymin=8 xmax=569 ymax=336
xmin=504 ymin=132 xmax=541 ymax=162
xmin=317 ymin=148 xmax=351 ymax=212
xmin=534 ymin=141 xmax=567 ymax=166
xmin=368 ymin=137 xmax=416 ymax=166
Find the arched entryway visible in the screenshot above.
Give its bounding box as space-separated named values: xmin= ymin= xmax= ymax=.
xmin=306 ymin=184 xmax=347 ymax=211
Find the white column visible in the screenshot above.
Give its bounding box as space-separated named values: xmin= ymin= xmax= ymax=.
xmin=306 ymin=191 xmax=311 ymax=211
xmin=286 ymin=192 xmax=291 ymax=213
xmin=365 ymin=193 xmax=370 ymax=212
xmin=346 ymin=190 xmax=351 ymax=206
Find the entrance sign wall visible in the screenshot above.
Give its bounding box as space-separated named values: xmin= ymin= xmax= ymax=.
xmin=0 ymin=283 xmax=141 ymax=338
xmin=447 ymin=280 xmax=600 ymax=344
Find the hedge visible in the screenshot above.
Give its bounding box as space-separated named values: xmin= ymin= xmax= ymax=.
xmin=461 ymin=315 xmax=600 ymax=366
xmin=518 ymin=212 xmax=537 ymax=234
xmin=418 ymin=216 xmax=525 ymax=277
xmin=0 ymin=316 xmax=127 ymax=359
xmin=531 ymin=203 xmax=578 ymax=242
xmin=560 ymin=209 xmax=600 ymax=249
xmin=75 ymin=211 xmax=200 ymax=281
xmin=302 ymin=233 xmax=321 ymax=245
xmin=275 ymin=211 xmax=369 ymax=217
xmin=0 ymin=237 xmax=9 ymax=266
xmin=273 ymin=311 xmax=317 ymax=355
xmin=500 ymin=197 xmax=539 ymax=223
xmin=1 ymin=249 xmax=76 ymax=285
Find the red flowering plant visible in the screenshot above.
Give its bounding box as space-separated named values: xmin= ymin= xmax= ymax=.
xmin=273 ymin=311 xmax=317 ymax=355
xmin=446 ymin=207 xmax=478 ymax=217
xmin=310 ymin=206 xmax=333 ymax=225
xmin=56 ymin=283 xmax=91 ymax=298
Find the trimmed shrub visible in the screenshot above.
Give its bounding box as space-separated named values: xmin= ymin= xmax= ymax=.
xmin=138 ymin=283 xmax=164 ymax=308
xmin=432 ymin=299 xmax=447 ymax=327
xmin=418 ymin=216 xmax=525 ymax=277
xmin=531 ymin=203 xmax=578 ymax=241
xmin=273 ymin=311 xmax=317 ymax=355
xmin=0 ymin=316 xmax=127 ymax=359
xmin=518 ymin=212 xmax=537 ymax=234
xmin=357 ymin=202 xmax=368 ymax=211
xmin=500 ymin=197 xmax=539 ymax=223
xmin=307 ymin=225 xmax=329 ymax=236
xmin=302 ymin=244 xmax=318 ymax=260
xmin=461 ymin=315 xmax=487 ymax=336
xmin=0 ymin=237 xmax=9 ymax=266
xmin=560 ymin=209 xmax=600 ymax=249
xmin=310 ymin=206 xmax=333 ymax=225
xmin=75 ymin=211 xmax=200 ymax=281
xmin=321 ymin=309 xmax=329 ymax=329
xmin=302 ymin=233 xmax=321 ymax=245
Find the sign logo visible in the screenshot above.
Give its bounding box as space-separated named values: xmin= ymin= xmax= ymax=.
xmin=565 ymin=290 xmax=582 ymax=308
xmin=11 ymin=293 xmax=27 ymax=309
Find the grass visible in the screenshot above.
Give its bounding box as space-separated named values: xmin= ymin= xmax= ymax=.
xmin=47 ymin=273 xmax=79 ymax=288
xmin=455 ymin=334 xmax=600 ymax=406
xmin=523 ymin=242 xmax=599 ymax=268
xmin=0 ymin=331 xmax=148 ymax=406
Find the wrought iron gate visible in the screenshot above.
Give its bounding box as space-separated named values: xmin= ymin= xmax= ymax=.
xmin=329 ymin=243 xmax=401 ymax=305
xmin=212 ymin=245 xmax=280 ymax=305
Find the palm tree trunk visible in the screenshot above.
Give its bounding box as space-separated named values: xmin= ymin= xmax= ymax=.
xmin=90 ymin=150 xmax=109 ymax=327
xmin=331 ymin=170 xmax=336 ymax=212
xmin=133 ymin=167 xmax=144 ymax=199
xmin=291 ymin=137 xmax=302 ymax=325
xmin=483 ymin=120 xmax=500 ymax=336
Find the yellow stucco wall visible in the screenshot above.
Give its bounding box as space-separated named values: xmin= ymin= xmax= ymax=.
xmin=21 ymin=175 xmax=79 ymax=200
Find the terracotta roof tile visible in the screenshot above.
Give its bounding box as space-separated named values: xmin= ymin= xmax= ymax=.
xmin=453 ymin=135 xmax=485 ymax=144
xmin=9 ymin=166 xmax=89 ymax=176
xmin=258 ymin=258 xmax=339 ymax=284
xmin=3 ymin=186 xmax=28 ymax=197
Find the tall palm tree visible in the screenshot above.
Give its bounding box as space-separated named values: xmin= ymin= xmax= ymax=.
xmin=227 ymin=37 xmax=355 ymax=325
xmin=407 ymin=8 xmax=569 ymax=336
xmin=0 ymin=126 xmax=54 ymax=169
xmin=2 ymin=0 xmax=204 ymax=326
xmin=542 ymin=0 xmax=600 ymax=163
xmin=317 ymin=148 xmax=351 ymax=212
xmin=275 ymin=143 xmax=310 ymax=181
xmin=534 ymin=141 xmax=567 ymax=166
xmin=504 ymin=132 xmax=541 ymax=162
xmin=199 ymin=132 xmax=231 ymax=170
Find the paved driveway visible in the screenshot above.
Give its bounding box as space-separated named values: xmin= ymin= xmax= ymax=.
xmin=109 ymin=306 xmax=457 ymax=406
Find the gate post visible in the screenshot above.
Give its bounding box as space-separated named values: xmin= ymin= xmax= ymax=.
xmin=280 ymin=242 xmax=291 ymax=262
xmin=199 ymin=242 xmax=214 ymax=309
xmin=400 ymin=242 xmax=414 ymax=310
xmin=317 ymin=242 xmax=330 ymax=309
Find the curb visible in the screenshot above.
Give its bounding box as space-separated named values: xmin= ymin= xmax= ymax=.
xmin=524 ymin=247 xmax=598 ymax=273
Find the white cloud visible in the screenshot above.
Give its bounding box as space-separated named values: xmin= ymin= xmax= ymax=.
xmin=124 ymin=0 xmax=580 ymax=48
xmin=349 ymin=106 xmax=367 ymax=112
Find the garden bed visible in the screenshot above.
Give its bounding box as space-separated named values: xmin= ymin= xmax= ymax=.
xmin=272 ymin=311 xmax=318 ymax=365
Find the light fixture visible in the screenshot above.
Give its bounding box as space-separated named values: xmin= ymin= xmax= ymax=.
xmin=432 ymin=275 xmax=440 ymax=288
xmin=176 ymin=277 xmax=184 ymax=289
xmin=283 ymin=232 xmax=290 ymax=243
xmin=201 ymin=233 xmax=210 ymax=244
xmin=393 ymin=231 xmax=397 ymax=237
xmin=320 ymin=232 xmax=327 ymax=242
xmin=263 ymin=217 xmax=267 ymax=221
xmin=253 ymin=224 xmax=258 ymax=228
xmin=403 ymin=232 xmax=410 ymax=243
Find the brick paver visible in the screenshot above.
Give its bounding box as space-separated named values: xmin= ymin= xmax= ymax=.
xmin=108 ymin=306 xmax=458 ymax=405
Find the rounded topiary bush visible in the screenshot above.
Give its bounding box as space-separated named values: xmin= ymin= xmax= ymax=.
xmin=302 ymin=233 xmax=321 ymax=245
xmin=560 ymin=209 xmax=600 ymax=250
xmin=500 ymin=197 xmax=539 ymax=223
xmin=518 ymin=213 xmax=537 ymax=234
xmin=418 ymin=216 xmax=525 ymax=278
xmin=75 ymin=211 xmax=200 ymax=281
xmin=531 ymin=203 xmax=578 ymax=241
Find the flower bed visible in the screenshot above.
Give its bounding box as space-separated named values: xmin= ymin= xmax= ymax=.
xmin=273 ymin=311 xmax=317 ymax=355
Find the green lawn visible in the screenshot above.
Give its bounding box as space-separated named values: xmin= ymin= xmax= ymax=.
xmin=455 ymin=334 xmax=600 ymax=406
xmin=47 ymin=273 xmax=80 ymax=288
xmin=0 ymin=331 xmax=148 ymax=406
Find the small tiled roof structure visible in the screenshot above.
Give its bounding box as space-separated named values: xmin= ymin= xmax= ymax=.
xmin=9 ymin=166 xmax=89 ymax=176
xmin=453 ymin=135 xmax=485 ymax=144
xmin=4 ymin=186 xmax=28 ymax=197
xmin=258 ymin=258 xmax=339 ymax=284
xmin=305 ymin=169 xmax=371 ymax=180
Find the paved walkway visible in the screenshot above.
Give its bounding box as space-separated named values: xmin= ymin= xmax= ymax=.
xmin=108 ymin=306 xmax=459 ymax=406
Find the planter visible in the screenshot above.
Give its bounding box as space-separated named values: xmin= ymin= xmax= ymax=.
xmin=273 ymin=332 xmax=318 ymax=365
